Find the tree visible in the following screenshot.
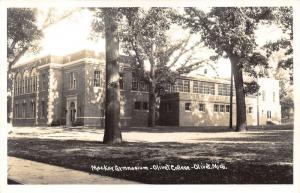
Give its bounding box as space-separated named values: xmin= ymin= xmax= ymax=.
xmin=7 ymin=8 xmax=83 ymax=123
xmin=7 ymin=8 xmax=43 ymax=72
xmin=120 ymin=8 xmax=213 ymax=127
xmin=7 ymin=8 xmax=82 ymax=71
xmin=91 ymin=8 xmax=122 ymax=144
xmin=175 ymin=7 xmax=283 ymax=131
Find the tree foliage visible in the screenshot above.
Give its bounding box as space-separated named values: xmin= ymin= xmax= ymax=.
xmin=120 ymin=8 xmax=213 ymax=126
xmin=7 ymin=8 xmax=43 ymax=71
xmin=175 ymin=7 xmax=282 ymax=131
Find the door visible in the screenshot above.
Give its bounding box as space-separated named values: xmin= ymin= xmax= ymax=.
xmin=70 ymin=101 xmax=76 ymax=125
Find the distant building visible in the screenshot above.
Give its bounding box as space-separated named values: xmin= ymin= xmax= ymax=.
xmin=11 ymin=50 xmax=281 ymax=127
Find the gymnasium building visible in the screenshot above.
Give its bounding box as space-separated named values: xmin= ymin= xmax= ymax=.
xmin=11 ymin=50 xmax=281 ymax=127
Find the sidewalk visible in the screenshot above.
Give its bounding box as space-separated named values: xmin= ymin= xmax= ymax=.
xmin=8 ymin=156 xmax=139 ymax=184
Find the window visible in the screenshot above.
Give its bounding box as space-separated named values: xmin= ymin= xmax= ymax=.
xmin=218 ymin=84 xmax=232 ymax=96
xmin=199 ymin=103 xmax=205 ymax=112
xmin=69 ymin=72 xmax=76 ymax=89
xmin=164 ymin=83 xmax=172 ymax=92
xmin=143 ymin=102 xmax=149 ymax=110
xmin=183 ymin=80 xmax=190 ymax=92
xmin=204 ymin=68 xmax=207 ymax=74
xmin=41 ymin=74 xmax=47 ymax=91
xmin=267 ymin=110 xmax=272 ymax=118
xmin=32 ymin=76 xmax=37 ymax=92
xmin=22 ymin=103 xmax=26 ymax=118
xmin=41 ymin=101 xmax=46 ymax=118
xmin=119 ymin=73 xmax=124 ymax=90
xmin=273 ymin=92 xmax=276 ymax=102
xmin=139 ymin=81 xmax=149 ymax=92
xmin=14 ymin=79 xmax=18 ymax=95
xmin=22 ymin=79 xmax=25 ymax=94
xmin=94 ymin=71 xmax=101 ymax=87
xmin=132 ymin=77 xmax=138 ymax=91
xmin=28 ymin=78 xmax=32 ymax=93
xmin=165 ymin=103 xmax=172 ymax=112
xmin=15 ymin=104 xmax=19 ymax=118
xmin=220 ymin=105 xmax=225 ymax=112
xmin=214 ymin=104 xmax=219 ymax=112
xmin=262 ymin=91 xmax=265 ymax=101
xmin=185 ymin=103 xmax=191 ymax=111
xmin=173 ymin=79 xmax=183 ymax=92
xmin=193 ymin=81 xmax=199 ymax=93
xmin=134 ymin=101 xmax=141 ymax=110
xmin=31 ymin=101 xmax=36 ymax=117
xmin=248 ymin=107 xmax=253 ymax=114
xmin=226 ymin=105 xmax=230 ymax=113
xmin=193 ymin=81 xmax=215 ymax=95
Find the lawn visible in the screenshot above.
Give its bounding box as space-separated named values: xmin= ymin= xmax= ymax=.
xmin=7 ymin=125 xmax=293 ymax=184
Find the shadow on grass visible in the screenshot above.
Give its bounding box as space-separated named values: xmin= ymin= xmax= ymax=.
xmin=8 ymin=135 xmax=293 ymax=184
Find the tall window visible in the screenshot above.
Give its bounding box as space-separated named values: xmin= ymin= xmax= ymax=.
xmin=32 ymin=76 xmax=37 ymax=92
xmin=267 ymin=110 xmax=272 ymax=118
xmin=193 ymin=81 xmax=215 ymax=95
xmin=21 ymin=79 xmax=25 ymax=94
xmin=220 ymin=105 xmax=225 ymax=112
xmin=132 ymin=77 xmax=138 ymax=91
xmin=15 ymin=104 xmax=19 ymax=118
xmin=69 ymin=72 xmax=76 ymax=89
xmin=28 ymin=78 xmax=32 ymax=93
xmin=22 ymin=103 xmax=26 ymax=118
xmin=226 ymin=105 xmax=230 ymax=113
xmin=273 ymin=92 xmax=276 ymax=102
xmin=31 ymin=68 xmax=37 ymax=93
xmin=183 ymin=80 xmax=190 ymax=92
xmin=41 ymin=74 xmax=47 ymax=91
xmin=94 ymin=71 xmax=100 ymax=87
xmin=31 ymin=101 xmax=36 ymax=117
xmin=214 ymin=104 xmax=219 ymax=112
xmin=119 ymin=73 xmax=124 ymax=90
xmin=41 ymin=101 xmax=46 ymax=118
xmin=262 ymin=91 xmax=265 ymax=101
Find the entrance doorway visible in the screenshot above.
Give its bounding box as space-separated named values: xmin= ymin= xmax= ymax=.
xmin=69 ymin=101 xmax=76 ymax=125
xmin=66 ymin=96 xmax=77 ymax=126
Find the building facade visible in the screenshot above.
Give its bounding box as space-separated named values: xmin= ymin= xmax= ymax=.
xmin=11 ymin=50 xmax=281 ymax=127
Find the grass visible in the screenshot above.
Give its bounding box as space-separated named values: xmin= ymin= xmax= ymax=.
xmin=7 ymin=125 xmax=293 ymax=184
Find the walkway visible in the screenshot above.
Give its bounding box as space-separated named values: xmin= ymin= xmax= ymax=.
xmin=8 ymin=156 xmax=139 ymax=184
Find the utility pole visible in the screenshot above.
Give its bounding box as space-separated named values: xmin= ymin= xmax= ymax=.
xmin=229 ymin=63 xmax=233 ymax=129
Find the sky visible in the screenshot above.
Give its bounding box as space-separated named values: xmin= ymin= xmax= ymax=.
xmin=19 ymin=8 xmax=285 ymax=78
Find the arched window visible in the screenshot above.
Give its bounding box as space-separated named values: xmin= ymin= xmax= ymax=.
xmin=24 ymin=70 xmax=30 ymax=93
xmin=31 ymin=68 xmax=37 ymax=92
xmin=15 ymin=73 xmax=22 ymax=95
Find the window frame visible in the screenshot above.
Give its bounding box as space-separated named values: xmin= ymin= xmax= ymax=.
xmin=185 ymin=102 xmax=191 ymax=111
xmin=93 ymin=70 xmax=101 ymax=87
xmin=199 ymin=103 xmax=205 ymax=112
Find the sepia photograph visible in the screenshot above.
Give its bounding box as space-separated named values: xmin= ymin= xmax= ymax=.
xmin=0 ymin=1 xmax=299 ymax=193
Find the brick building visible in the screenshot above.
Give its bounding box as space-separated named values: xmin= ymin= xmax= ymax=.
xmin=11 ymin=50 xmax=281 ymax=127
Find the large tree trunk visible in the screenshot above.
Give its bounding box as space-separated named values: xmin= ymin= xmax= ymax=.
xmin=148 ymin=58 xmax=156 ymax=127
xmin=229 ymin=54 xmax=247 ymax=132
xmin=148 ymin=81 xmax=156 ymax=127
xmin=103 ymin=9 xmax=122 ymax=144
